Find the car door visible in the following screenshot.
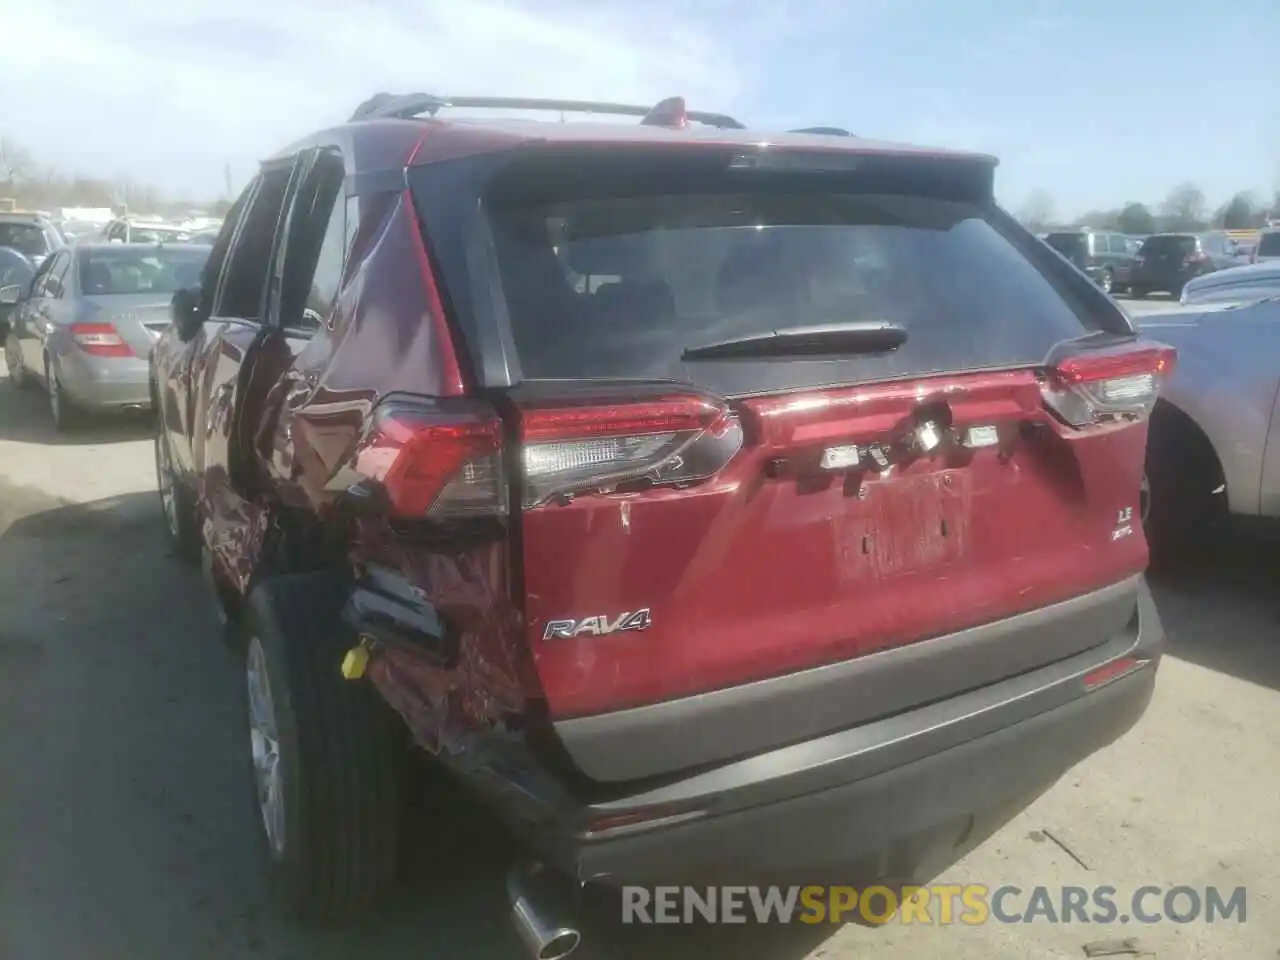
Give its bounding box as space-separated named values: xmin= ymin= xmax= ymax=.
xmin=241 ymin=148 xmax=351 ymax=507
xmin=19 ymin=250 xmax=72 ymax=377
xmin=190 ymin=157 xmax=301 ymax=593
xmin=10 ymin=253 xmax=55 ymax=373
xmin=158 ymin=189 xmax=251 ymax=478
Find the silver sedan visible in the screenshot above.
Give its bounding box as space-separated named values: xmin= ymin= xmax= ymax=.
xmin=1 ymin=242 xmax=208 ymax=431
xmin=1179 ymin=260 xmax=1280 ymax=306
xmin=1135 ymin=296 xmax=1280 ymax=562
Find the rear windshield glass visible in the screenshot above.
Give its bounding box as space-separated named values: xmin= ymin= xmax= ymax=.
xmin=1257 ymin=232 xmax=1280 ymax=256
xmin=483 ymin=192 xmax=1094 ymax=389
xmin=413 ymin=151 xmax=1107 ymax=395
xmin=1140 ymin=235 xmax=1196 ymax=255
xmin=78 ymin=247 xmax=209 ymax=296
xmin=0 ymin=222 xmax=49 ymax=258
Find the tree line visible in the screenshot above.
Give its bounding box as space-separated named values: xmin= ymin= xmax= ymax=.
xmin=0 ymin=134 xmax=232 ymax=218
xmin=1016 ymin=183 xmax=1280 ymax=236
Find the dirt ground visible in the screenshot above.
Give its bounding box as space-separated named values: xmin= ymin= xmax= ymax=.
xmin=1 ymin=352 xmax=1277 ymax=960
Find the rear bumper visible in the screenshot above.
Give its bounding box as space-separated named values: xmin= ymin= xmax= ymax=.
xmin=55 ymin=350 xmax=151 ymax=409
xmin=1130 ymin=268 xmax=1194 ymax=291
xmin=500 ymin=579 xmax=1163 ymax=886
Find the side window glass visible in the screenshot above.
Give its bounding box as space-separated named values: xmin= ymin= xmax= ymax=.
xmin=278 ymin=152 xmax=346 ymax=335
xmin=214 ymin=165 xmax=294 ymax=321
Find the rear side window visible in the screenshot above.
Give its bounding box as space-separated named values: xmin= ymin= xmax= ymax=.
xmin=215 ymin=165 xmax=294 ymax=321
xmin=1258 ymin=232 xmax=1280 ymax=256
xmin=484 ymin=183 xmax=1096 ymax=389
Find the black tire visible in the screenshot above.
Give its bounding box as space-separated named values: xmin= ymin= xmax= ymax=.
xmin=1129 ymin=286 xmax=1147 ymax=299
xmin=1143 ymin=405 xmax=1222 ymax=570
xmin=154 ymin=423 xmax=201 ymax=566
xmin=241 ymin=571 xmax=411 ymax=923
xmin=45 ymin=356 xmax=83 ymax=432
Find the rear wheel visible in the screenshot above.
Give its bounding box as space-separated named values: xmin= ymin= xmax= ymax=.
xmin=242 ymin=572 xmax=412 ymax=922
xmin=1143 ymin=405 xmax=1223 ymax=569
xmin=1128 ymin=286 xmax=1147 ymax=299
xmin=45 ymin=357 xmax=83 ymax=432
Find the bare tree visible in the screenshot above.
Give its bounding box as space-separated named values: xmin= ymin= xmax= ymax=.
xmin=1159 ymin=182 xmax=1207 ymax=232
xmin=1016 ymin=189 xmax=1057 ymax=231
xmin=0 ymin=135 xmax=34 ymax=186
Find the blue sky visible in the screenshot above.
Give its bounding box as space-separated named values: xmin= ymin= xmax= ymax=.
xmin=4 ymin=0 xmax=1276 ymax=218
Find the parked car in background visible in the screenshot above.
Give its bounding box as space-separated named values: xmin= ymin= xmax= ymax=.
xmin=149 ymin=92 xmax=1166 ymax=945
xmin=1135 ymin=297 xmax=1280 ymax=563
xmin=0 ymin=246 xmax=36 ymax=341
xmin=1129 ymin=232 xmax=1241 ymax=298
xmin=1 ymin=242 xmax=209 ymax=430
xmin=0 ymin=211 xmax=65 ymax=269
xmin=1252 ymin=228 xmax=1280 ymax=264
xmin=1179 ymin=260 xmax=1280 ymax=305
xmin=1041 ymin=228 xmax=1137 ymax=294
xmin=100 ymin=217 xmax=196 ymax=244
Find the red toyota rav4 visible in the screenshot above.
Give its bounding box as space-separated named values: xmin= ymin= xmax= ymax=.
xmin=150 ymin=93 xmax=1169 ymax=956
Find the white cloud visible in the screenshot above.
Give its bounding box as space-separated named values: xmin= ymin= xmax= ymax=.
xmin=2 ymin=0 xmax=766 ymax=196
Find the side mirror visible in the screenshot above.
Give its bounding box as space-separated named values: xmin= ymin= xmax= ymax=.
xmin=170 ymin=285 xmax=205 ymax=341
xmin=0 ymin=284 xmax=22 ymax=306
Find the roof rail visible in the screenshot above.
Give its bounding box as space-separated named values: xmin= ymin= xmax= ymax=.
xmin=788 ymin=126 xmax=852 ymax=136
xmin=348 ymin=92 xmax=746 ymax=129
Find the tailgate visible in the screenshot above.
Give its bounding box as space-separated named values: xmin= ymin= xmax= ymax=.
xmin=411 ymin=143 xmax=1159 ymax=782
xmin=516 ymin=368 xmax=1153 ymax=781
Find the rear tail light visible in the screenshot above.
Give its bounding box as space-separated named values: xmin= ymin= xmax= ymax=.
xmin=518 ymin=393 xmax=744 ymax=508
xmin=70 ymin=322 xmax=132 ymax=358
xmin=1040 ymin=341 xmax=1177 ymax=428
xmin=351 ymin=399 xmax=507 ymax=519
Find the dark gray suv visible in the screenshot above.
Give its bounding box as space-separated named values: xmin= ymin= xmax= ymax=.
xmin=1042 ymin=229 xmax=1138 ymax=294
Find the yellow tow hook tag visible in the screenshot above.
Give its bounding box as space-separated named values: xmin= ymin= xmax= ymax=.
xmin=341 ymin=635 xmax=374 ymax=680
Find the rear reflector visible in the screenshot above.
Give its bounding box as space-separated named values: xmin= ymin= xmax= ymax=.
xmin=1082 ymin=655 xmax=1149 ymax=691
xmin=518 ymin=393 xmax=743 ymax=508
xmin=70 ymin=322 xmax=132 ymax=358
xmin=352 ymin=399 xmax=506 ymax=519
xmin=1041 ymin=341 xmax=1176 ymax=428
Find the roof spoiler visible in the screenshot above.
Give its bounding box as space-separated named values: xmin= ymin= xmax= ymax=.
xmin=347 ymin=92 xmax=746 ymax=129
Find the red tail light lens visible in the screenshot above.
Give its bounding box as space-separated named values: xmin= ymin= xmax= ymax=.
xmin=70 ymin=322 xmax=132 ymax=358
xmin=517 ymin=393 xmax=743 ymax=508
xmin=352 ymin=399 xmax=506 ymax=519
xmin=1041 ymin=341 xmax=1177 ymax=428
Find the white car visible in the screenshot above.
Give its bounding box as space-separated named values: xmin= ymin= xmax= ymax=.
xmin=1179 ymin=260 xmax=1280 ymax=306
xmin=1251 ymin=227 xmax=1280 ymax=264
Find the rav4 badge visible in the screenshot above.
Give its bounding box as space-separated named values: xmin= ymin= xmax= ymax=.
xmin=543 ymin=609 xmax=653 ymax=641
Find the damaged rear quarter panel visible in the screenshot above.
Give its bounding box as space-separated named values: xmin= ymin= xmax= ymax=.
xmin=253 ymin=189 xmax=536 ymax=755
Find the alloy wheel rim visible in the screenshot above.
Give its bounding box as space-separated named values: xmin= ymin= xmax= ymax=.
xmin=246 ymin=636 xmax=286 ymax=859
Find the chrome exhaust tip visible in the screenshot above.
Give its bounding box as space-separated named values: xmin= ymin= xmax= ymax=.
xmin=506 ymin=863 xmax=582 ymax=960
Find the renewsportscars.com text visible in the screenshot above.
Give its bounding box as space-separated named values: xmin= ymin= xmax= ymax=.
xmin=621 ymin=884 xmax=1247 ymax=926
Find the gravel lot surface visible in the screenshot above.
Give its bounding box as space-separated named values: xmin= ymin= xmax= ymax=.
xmin=1 ymin=309 xmax=1276 ymax=959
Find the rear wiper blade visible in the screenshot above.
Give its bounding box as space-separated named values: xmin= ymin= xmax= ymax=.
xmin=681 ymin=321 xmax=907 ymax=361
